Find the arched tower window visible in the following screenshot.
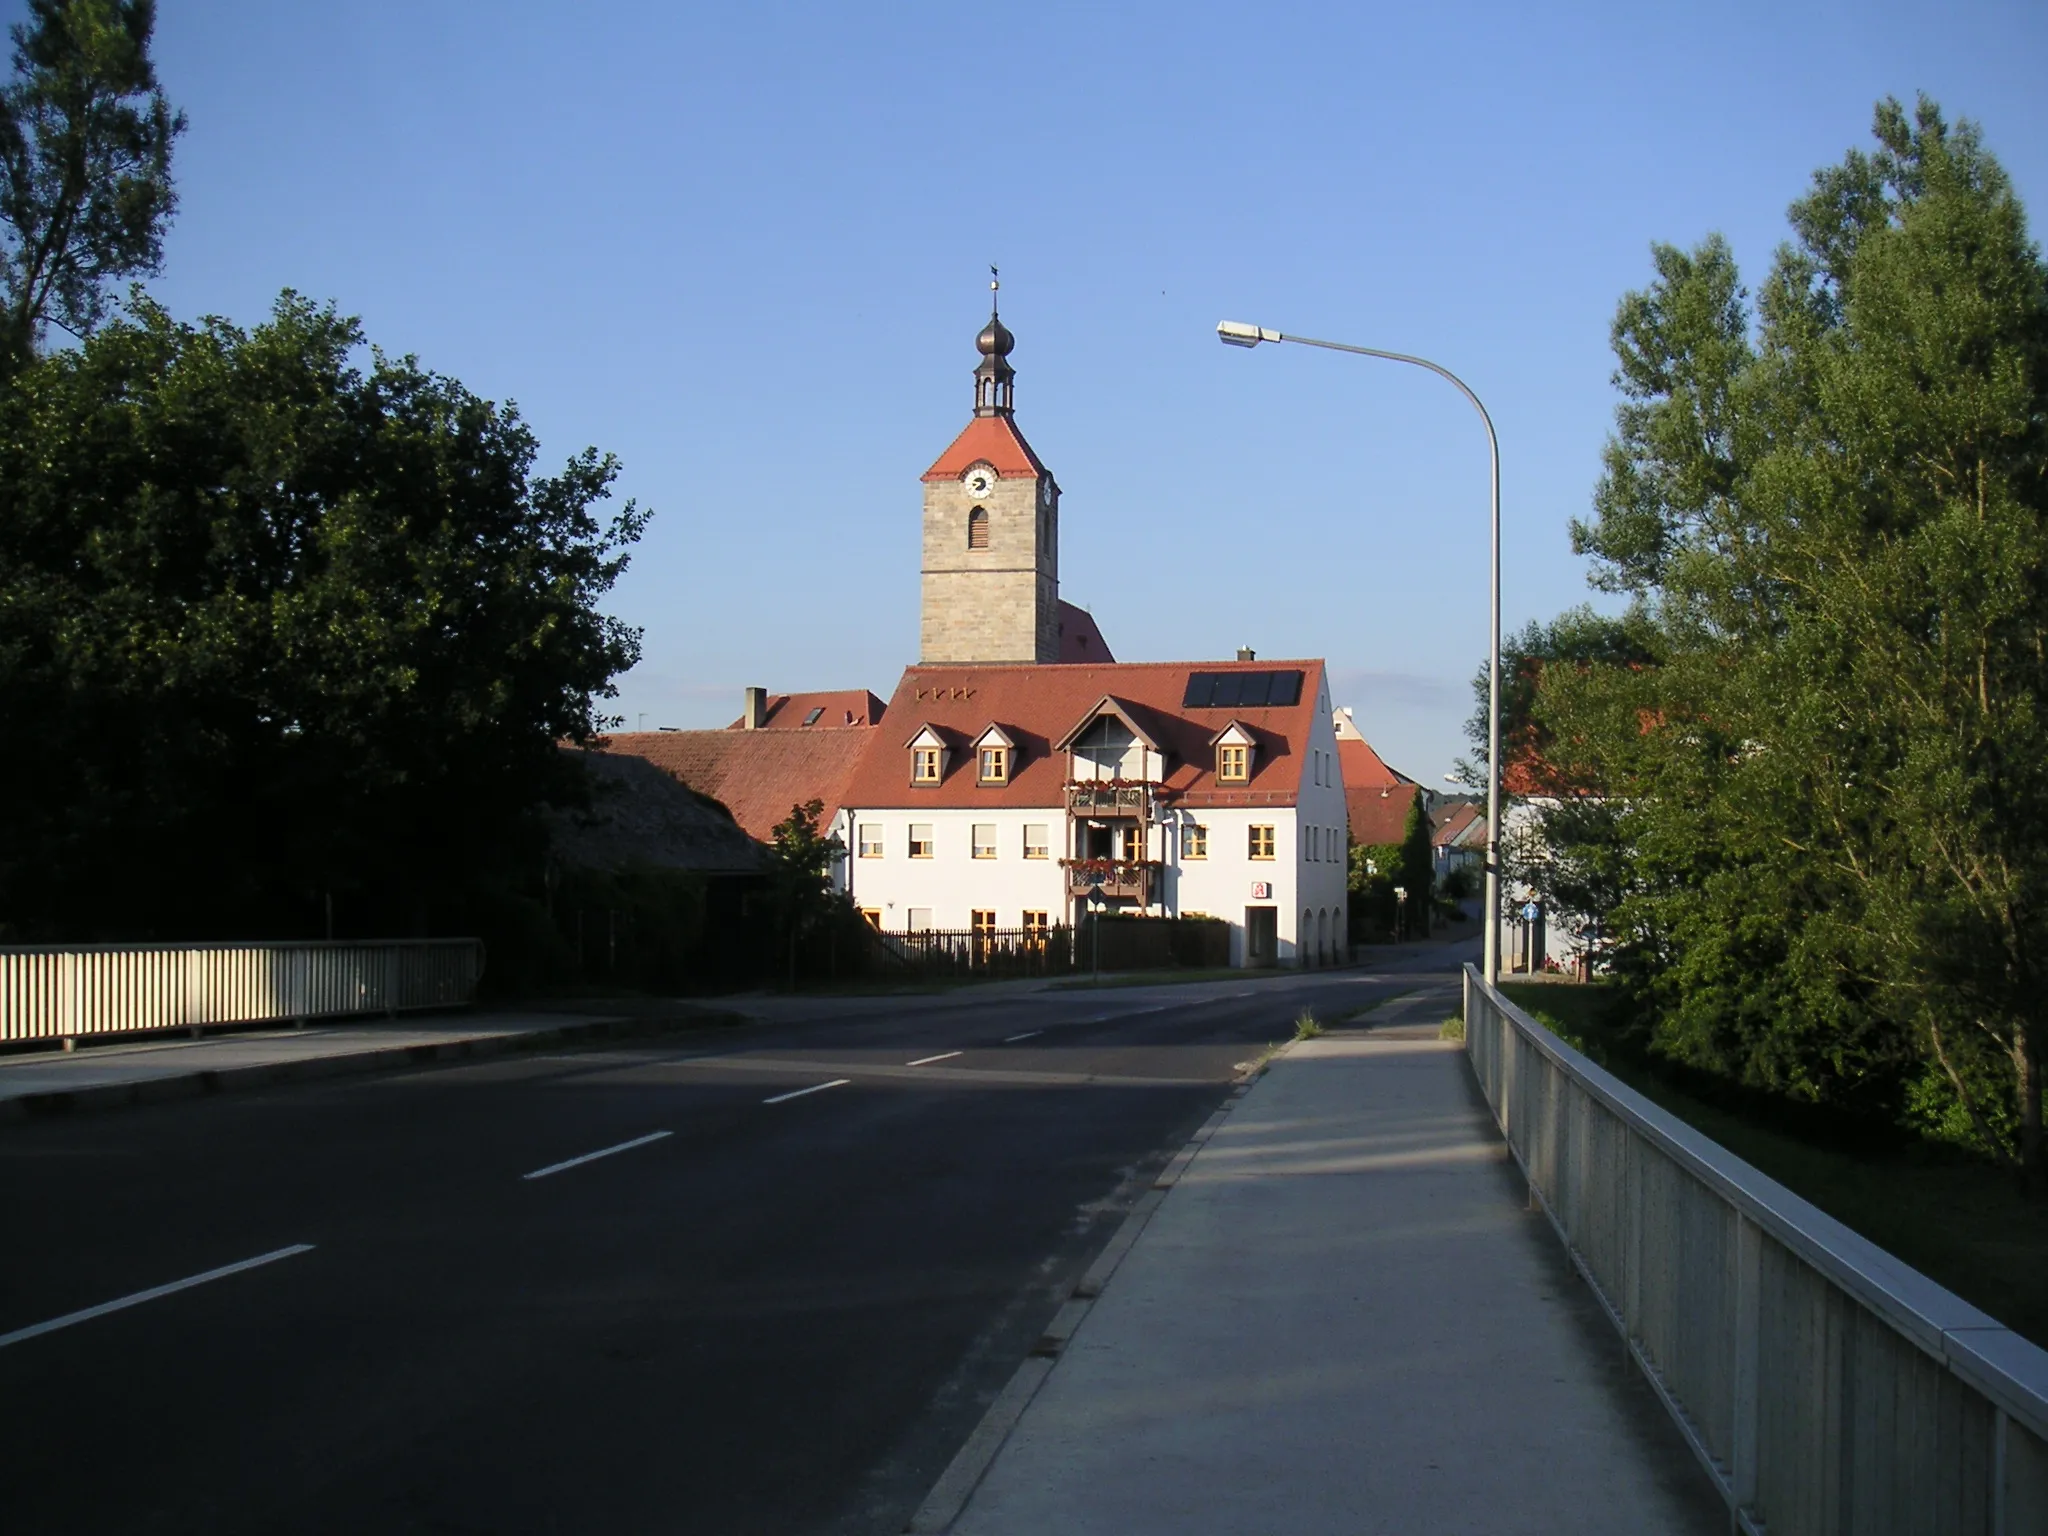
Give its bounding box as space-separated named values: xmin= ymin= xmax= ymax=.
xmin=967 ymin=506 xmax=990 ymax=550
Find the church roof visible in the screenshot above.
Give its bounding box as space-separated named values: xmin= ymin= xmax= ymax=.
xmin=1056 ymin=601 xmax=1113 ymax=662
xmin=922 ymin=414 xmax=1051 ymax=483
xmin=842 ymin=659 xmax=1325 ymax=811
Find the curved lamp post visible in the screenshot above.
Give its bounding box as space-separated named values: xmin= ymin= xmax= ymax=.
xmin=1216 ymin=320 xmax=1502 ymax=983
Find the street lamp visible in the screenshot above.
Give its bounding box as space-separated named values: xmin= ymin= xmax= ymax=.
xmin=1217 ymin=319 xmax=1503 ymax=983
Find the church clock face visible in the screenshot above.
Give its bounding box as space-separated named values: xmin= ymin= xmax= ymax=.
xmin=963 ymin=467 xmax=995 ymax=498
xmin=1039 ymin=479 xmax=1055 ymax=507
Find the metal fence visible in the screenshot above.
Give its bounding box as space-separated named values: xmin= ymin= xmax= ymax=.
xmin=1 ymin=941 xmax=485 ymax=1046
xmin=875 ymin=927 xmax=1075 ymax=980
xmin=1463 ymin=965 xmax=2048 ymax=1535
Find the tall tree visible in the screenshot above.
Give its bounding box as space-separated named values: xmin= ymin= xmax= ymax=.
xmin=0 ymin=293 xmax=646 ymax=940
xmin=0 ymin=0 xmax=182 ymax=374
xmin=1524 ymin=98 xmax=2048 ymax=1186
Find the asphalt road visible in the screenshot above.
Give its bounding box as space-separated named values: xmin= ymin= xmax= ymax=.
xmin=0 ymin=951 xmax=1469 ymax=1535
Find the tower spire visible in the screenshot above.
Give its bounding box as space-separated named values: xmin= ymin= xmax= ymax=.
xmin=974 ymin=267 xmax=1015 ymax=417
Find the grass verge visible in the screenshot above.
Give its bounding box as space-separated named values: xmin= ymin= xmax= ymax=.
xmin=1499 ymin=981 xmax=2048 ymax=1350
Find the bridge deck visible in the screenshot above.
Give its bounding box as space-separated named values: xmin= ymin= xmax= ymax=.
xmin=944 ymin=981 xmax=1724 ymax=1534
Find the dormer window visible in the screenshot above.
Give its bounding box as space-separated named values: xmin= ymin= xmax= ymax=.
xmin=906 ymin=723 xmax=951 ymax=786
xmin=973 ymin=724 xmax=1017 ymax=786
xmin=1210 ymin=721 xmax=1257 ymax=784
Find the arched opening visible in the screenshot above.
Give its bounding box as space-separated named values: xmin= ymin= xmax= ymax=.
xmin=1303 ymin=909 xmax=1315 ymax=968
xmin=967 ymin=506 xmax=990 ymax=550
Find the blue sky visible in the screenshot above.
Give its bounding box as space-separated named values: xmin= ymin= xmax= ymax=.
xmin=60 ymin=0 xmax=2048 ymax=783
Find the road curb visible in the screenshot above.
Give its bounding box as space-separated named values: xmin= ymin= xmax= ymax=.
xmin=0 ymin=1011 xmax=740 ymax=1129
xmin=904 ymin=1044 xmax=1297 ymax=1534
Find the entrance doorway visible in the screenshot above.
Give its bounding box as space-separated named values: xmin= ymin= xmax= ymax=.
xmin=1244 ymin=905 xmax=1277 ymax=968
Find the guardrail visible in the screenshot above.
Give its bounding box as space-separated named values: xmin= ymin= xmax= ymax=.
xmin=1463 ymin=964 xmax=2048 ymax=1535
xmin=1 ymin=941 xmax=485 ymax=1046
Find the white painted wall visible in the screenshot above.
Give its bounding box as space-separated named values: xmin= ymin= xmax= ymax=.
xmin=838 ymin=806 xmax=1068 ymax=931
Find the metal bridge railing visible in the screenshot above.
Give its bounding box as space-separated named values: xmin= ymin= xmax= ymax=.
xmin=1464 ymin=964 xmax=2048 ymax=1536
xmin=0 ymin=941 xmax=485 ymax=1046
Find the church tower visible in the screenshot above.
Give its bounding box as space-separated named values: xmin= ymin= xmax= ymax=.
xmin=919 ymin=277 xmax=1061 ymax=664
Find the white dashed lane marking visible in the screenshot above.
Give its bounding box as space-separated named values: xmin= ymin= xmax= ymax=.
xmin=0 ymin=1244 xmax=316 ymax=1350
xmin=762 ymin=1079 xmax=851 ymax=1105
xmin=907 ymin=1051 xmax=963 ymax=1067
xmin=523 ymin=1130 xmax=672 ymax=1181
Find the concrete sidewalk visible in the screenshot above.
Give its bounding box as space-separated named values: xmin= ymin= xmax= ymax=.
xmin=927 ymin=984 xmax=1725 ymax=1535
xmin=0 ymin=1009 xmax=642 ymax=1122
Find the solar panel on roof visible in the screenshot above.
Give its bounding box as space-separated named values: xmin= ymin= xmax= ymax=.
xmin=1182 ymin=670 xmax=1303 ymax=709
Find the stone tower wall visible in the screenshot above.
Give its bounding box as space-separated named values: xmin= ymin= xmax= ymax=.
xmin=920 ymin=470 xmax=1059 ymax=664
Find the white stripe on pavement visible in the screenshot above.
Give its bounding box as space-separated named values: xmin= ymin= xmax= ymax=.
xmin=907 ymin=1051 xmax=963 ymax=1066
xmin=0 ymin=1244 xmax=316 ymax=1351
xmin=762 ymin=1078 xmax=851 ymax=1105
xmin=522 ymin=1130 xmax=672 ymax=1181
xmin=1003 ymin=1031 xmax=1041 ymax=1043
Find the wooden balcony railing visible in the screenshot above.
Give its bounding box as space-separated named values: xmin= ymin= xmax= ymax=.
xmin=1064 ymin=861 xmax=1161 ymax=904
xmin=1065 ymin=781 xmax=1155 ymax=819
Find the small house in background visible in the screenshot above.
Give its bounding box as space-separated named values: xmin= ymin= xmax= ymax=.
xmin=1431 ymin=800 xmax=1487 ymax=886
xmin=1334 ymin=707 xmax=1435 ymax=853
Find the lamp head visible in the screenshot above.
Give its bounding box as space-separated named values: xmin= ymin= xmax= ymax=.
xmin=1216 ymin=320 xmax=1280 ymax=348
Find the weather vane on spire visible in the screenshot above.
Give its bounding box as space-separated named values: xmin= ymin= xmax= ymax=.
xmin=990 ymin=264 xmax=999 ymax=310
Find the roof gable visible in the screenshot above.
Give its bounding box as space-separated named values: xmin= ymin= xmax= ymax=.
xmin=1055 ymin=695 xmax=1164 ymax=753
xmin=923 ymin=415 xmax=1050 ymax=483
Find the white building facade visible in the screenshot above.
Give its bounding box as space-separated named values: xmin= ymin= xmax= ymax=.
xmin=833 ymin=660 xmax=1350 ymax=967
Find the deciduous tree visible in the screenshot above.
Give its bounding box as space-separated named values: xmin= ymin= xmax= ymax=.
xmin=1521 ymin=98 xmax=2048 ymax=1187
xmin=0 ymin=0 xmax=182 ymax=373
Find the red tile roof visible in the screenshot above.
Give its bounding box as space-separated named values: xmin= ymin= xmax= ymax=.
xmin=596 ymin=728 xmax=875 ymax=843
xmin=1346 ymin=781 xmax=1422 ymax=847
xmin=842 ymin=659 xmax=1325 ymax=810
xmin=725 ymin=689 xmax=886 ymax=730
xmin=1056 ymin=601 xmax=1114 ymax=663
xmin=1337 ymin=736 xmax=1410 ymax=793
xmin=1431 ymin=801 xmax=1487 ymax=848
xmin=922 ymin=415 xmax=1050 ymax=482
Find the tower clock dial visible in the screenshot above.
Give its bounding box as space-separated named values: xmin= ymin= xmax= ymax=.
xmin=1039 ymin=479 xmax=1055 ymax=507
xmin=963 ymin=467 xmax=996 ymax=498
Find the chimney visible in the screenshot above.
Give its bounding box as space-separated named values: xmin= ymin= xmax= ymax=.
xmin=1236 ymin=646 xmax=1256 ymax=662
xmin=743 ymin=686 xmax=768 ymax=729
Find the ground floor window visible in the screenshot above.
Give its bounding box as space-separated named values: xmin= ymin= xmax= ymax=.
xmin=860 ymin=907 xmax=882 ymax=929
xmin=1023 ymin=910 xmax=1049 ymax=951
xmin=907 ymin=908 xmax=932 ymax=931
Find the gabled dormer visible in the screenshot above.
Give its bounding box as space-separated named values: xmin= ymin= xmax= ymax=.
xmin=973 ymin=724 xmax=1018 ymax=786
xmin=905 ymin=723 xmax=952 ymax=787
xmin=1056 ymin=696 xmax=1165 ymax=782
xmin=1210 ymin=720 xmax=1257 ymax=785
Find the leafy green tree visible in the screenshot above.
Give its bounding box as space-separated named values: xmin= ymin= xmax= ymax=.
xmin=764 ymin=799 xmax=855 ymax=986
xmin=1348 ymin=795 xmax=1432 ymax=940
xmin=0 ymin=293 xmax=646 ymax=939
xmin=0 ymin=0 xmax=182 ymax=373
xmin=1525 ymin=97 xmax=2048 ymax=1186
